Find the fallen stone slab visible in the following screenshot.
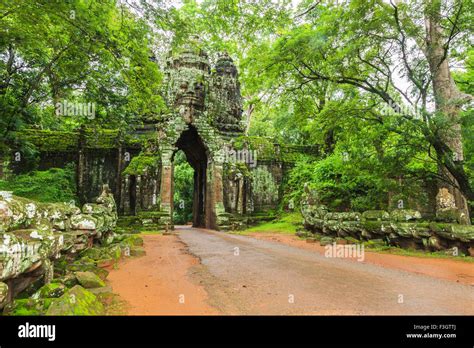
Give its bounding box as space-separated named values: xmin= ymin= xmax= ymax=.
xmin=46 ymin=285 xmax=104 ymax=315
xmin=75 ymin=271 xmax=106 ymax=288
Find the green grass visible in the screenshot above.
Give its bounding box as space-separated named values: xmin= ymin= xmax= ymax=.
xmin=235 ymin=212 xmax=302 ymax=235
xmin=139 ymin=230 xmax=164 ymax=235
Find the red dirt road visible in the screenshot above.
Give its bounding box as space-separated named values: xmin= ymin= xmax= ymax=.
xmin=107 ymin=234 xmax=217 ymax=315
xmin=108 ymin=228 xmax=474 ymax=315
xmin=246 ymin=233 xmax=474 ymax=286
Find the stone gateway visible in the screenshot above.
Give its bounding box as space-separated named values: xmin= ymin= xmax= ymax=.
xmin=9 ymin=37 xmax=318 ymax=231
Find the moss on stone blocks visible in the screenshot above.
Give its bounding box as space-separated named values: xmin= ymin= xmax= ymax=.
xmin=223 ymin=162 xmax=251 ymax=183
xmin=301 ymin=189 xmax=474 ymax=255
xmin=83 ymin=129 xmax=120 ymax=149
xmin=0 ymin=185 xmax=120 ymax=311
xmin=362 ymin=210 xmax=390 ymax=221
xmin=45 ymin=285 xmax=104 ymax=315
xmin=14 ymin=127 xmax=158 ymax=155
xmin=231 ymin=136 xmax=319 ymax=164
xmin=389 ymin=209 xmax=422 ymax=222
xmin=4 ymin=298 xmax=52 ymax=315
xmin=233 ymin=136 xmax=276 ymax=162
xmin=122 ymin=131 xmax=157 ymax=149
xmin=122 ymin=153 xmax=160 ymax=176
xmin=14 ymin=130 xmax=79 ymax=152
xmin=33 ymin=282 xmax=66 ymax=299
xmin=75 ymin=271 xmax=106 ymax=289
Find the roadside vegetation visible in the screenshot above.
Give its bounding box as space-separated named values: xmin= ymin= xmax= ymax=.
xmin=0 ymin=165 xmax=77 ymax=203
xmin=1 ymin=0 xmax=472 ymax=233
xmin=236 ymin=213 xmax=302 ymax=235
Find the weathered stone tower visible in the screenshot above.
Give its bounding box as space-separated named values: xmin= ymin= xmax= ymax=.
xmin=9 ymin=38 xmax=317 ymax=232
xmin=157 ymin=38 xmax=244 ymax=229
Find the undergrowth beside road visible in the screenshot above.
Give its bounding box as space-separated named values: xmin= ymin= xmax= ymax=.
xmin=0 ymin=166 xmax=77 ymax=203
xmin=235 ymin=212 xmax=302 ymax=235
xmin=139 ymin=230 xmax=164 ymax=235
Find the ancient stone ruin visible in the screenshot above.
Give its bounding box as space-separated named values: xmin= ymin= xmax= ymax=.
xmin=0 ymin=40 xmax=474 ymax=296
xmin=300 ymin=185 xmax=474 ymax=256
xmin=8 ymin=38 xmax=318 ymax=231
xmin=0 ymin=186 xmax=143 ymax=314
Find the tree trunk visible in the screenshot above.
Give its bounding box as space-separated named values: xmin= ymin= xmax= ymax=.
xmin=424 ymin=0 xmax=471 ymax=224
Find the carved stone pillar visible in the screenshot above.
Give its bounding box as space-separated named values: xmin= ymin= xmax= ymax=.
xmin=159 ymin=150 xmax=174 ymax=226
xmin=206 ymin=158 xmax=227 ymax=230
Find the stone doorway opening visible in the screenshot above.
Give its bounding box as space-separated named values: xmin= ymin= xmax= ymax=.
xmin=172 ymin=125 xmax=208 ymax=228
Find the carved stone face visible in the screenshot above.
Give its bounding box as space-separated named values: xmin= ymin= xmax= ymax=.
xmin=170 ymin=57 xmax=208 ymax=121
xmin=164 ymin=44 xmax=243 ymax=133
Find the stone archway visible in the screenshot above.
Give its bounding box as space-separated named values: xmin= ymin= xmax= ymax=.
xmin=158 ymin=122 xmax=227 ymax=230
xmin=174 ymin=125 xmax=208 ymax=227
xmin=156 ymin=37 xmax=241 ymax=231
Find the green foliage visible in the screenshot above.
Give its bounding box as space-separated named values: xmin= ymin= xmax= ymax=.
xmin=173 ymin=151 xmax=194 ymax=225
xmin=1 ymin=0 xmax=472 ymax=218
xmin=285 ymin=145 xmax=433 ymax=212
xmin=232 ymin=135 xmax=318 ymax=163
xmin=0 ymin=165 xmax=77 ymax=203
xmin=285 ymin=155 xmax=384 ymax=211
xmin=239 ymin=0 xmax=472 ymax=212
xmin=455 ymin=48 xmax=474 ymax=209
xmin=239 ymin=212 xmax=302 ymax=235
xmin=168 ymin=0 xmax=293 ymax=59
xmin=14 ymin=130 xmax=79 ymax=152
xmin=0 ymin=0 xmax=163 ymax=150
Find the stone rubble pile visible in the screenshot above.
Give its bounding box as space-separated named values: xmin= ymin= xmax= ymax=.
xmin=300 ymin=185 xmax=474 ymax=256
xmin=0 ymin=185 xmax=143 ymax=314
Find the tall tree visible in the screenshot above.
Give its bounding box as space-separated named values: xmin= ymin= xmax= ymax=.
xmin=0 ymin=0 xmax=163 ymax=147
xmin=253 ymin=0 xmax=473 ymax=221
xmin=423 ymin=0 xmax=473 ymax=221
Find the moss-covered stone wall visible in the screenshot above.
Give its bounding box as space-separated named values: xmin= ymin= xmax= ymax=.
xmin=8 ymin=127 xmax=318 ymax=225
xmin=301 ymin=187 xmax=474 ymax=256
xmin=10 ymin=127 xmax=160 ymax=216
xmin=222 ymin=136 xmax=318 ymax=215
xmin=0 ymin=186 xmax=118 ymax=310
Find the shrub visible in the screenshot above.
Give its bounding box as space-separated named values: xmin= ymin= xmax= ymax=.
xmin=0 ymin=164 xmax=77 ymax=203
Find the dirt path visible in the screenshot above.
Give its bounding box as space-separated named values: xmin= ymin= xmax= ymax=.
xmin=108 ymin=227 xmax=473 ymax=315
xmin=179 ymin=227 xmax=473 ymax=315
xmin=107 ymin=234 xmax=217 ymax=315
xmin=245 ymin=233 xmax=474 ymax=286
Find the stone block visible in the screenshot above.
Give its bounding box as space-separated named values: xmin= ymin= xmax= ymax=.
xmin=389 ymin=209 xmax=422 ymax=222
xmin=319 ymin=237 xmax=334 ymax=246
xmin=46 ymin=285 xmax=104 ymax=315
xmin=362 ymin=210 xmax=390 ymax=221
xmin=75 ymin=271 xmax=106 ymax=289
